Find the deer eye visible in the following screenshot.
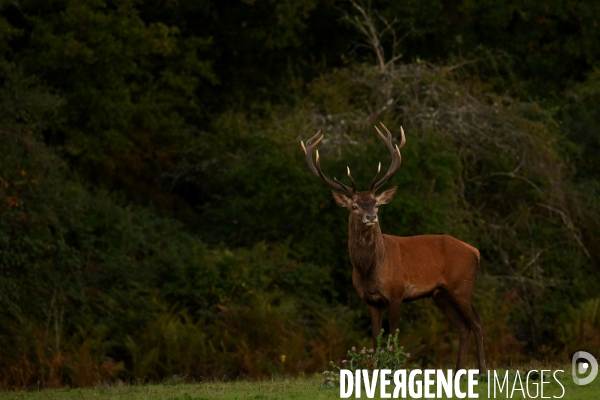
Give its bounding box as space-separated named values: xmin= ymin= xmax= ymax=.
xmin=352 ymin=205 xmax=358 ymax=210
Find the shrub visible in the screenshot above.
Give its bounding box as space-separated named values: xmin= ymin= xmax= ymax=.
xmin=322 ymin=329 xmax=416 ymax=387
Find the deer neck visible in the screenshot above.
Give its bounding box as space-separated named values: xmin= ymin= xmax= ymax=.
xmin=348 ymin=218 xmax=386 ymax=280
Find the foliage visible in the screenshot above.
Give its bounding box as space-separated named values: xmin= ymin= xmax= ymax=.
xmin=562 ymin=68 xmax=600 ymax=181
xmin=375 ymin=0 xmax=600 ymax=96
xmin=559 ymin=297 xmax=600 ymax=357
xmin=10 ymin=0 xmax=216 ymax=204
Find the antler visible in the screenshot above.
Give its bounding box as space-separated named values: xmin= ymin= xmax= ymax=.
xmin=369 ymin=123 xmax=406 ymax=193
xmin=301 ymin=131 xmax=356 ymax=194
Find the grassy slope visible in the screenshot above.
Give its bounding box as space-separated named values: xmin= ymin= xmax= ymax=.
xmin=1 ymin=371 xmax=598 ymax=399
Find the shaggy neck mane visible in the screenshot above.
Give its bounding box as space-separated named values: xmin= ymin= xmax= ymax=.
xmin=348 ymin=217 xmax=386 ymax=280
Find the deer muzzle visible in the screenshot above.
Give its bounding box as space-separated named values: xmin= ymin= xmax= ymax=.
xmin=364 ymin=214 xmax=378 ymax=225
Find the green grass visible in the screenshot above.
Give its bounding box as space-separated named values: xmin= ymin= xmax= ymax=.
xmin=1 ymin=370 xmax=598 ymax=399
xmin=0 ymin=377 xmax=338 ymax=400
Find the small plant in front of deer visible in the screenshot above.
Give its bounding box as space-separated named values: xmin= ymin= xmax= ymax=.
xmin=321 ymin=329 xmax=416 ymax=387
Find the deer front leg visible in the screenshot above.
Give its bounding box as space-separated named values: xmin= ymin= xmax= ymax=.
xmin=367 ymin=303 xmax=383 ymax=349
xmin=389 ymin=298 xmax=403 ymax=337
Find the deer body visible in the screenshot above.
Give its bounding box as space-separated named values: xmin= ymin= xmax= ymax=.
xmin=351 ymin=233 xmax=479 ymax=305
xmin=301 ymin=124 xmax=486 ymax=373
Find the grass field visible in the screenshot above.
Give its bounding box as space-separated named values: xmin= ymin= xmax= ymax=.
xmin=1 ymin=369 xmax=598 ymax=399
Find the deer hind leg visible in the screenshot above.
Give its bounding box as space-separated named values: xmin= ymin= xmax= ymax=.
xmin=470 ymin=304 xmax=487 ymax=373
xmin=432 ymin=288 xmax=471 ymax=371
xmin=449 ymin=286 xmax=487 ymax=374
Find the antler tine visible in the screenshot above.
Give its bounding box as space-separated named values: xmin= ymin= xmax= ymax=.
xmin=344 ymin=166 xmax=357 ymax=193
xmin=368 ymin=162 xmax=382 ymax=192
xmin=300 ymin=131 xmax=355 ymax=194
xmin=398 ymin=126 xmax=406 ymax=149
xmin=371 ymin=123 xmax=405 ymax=193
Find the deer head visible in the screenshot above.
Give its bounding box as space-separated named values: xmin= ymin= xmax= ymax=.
xmin=301 ymin=123 xmax=406 ymax=227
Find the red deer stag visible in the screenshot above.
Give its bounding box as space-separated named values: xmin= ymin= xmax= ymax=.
xmin=301 ymin=123 xmax=486 ymax=373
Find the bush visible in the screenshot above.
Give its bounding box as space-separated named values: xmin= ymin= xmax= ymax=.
xmin=322 ymin=329 xmax=416 ymax=387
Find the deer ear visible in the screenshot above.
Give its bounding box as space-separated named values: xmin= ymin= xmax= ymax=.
xmin=331 ymin=191 xmax=351 ymax=208
xmin=376 ymin=187 xmax=397 ymax=205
